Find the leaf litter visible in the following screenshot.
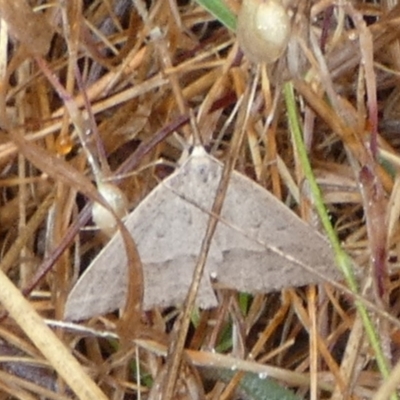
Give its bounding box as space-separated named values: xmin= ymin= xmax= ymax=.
xmin=0 ymin=0 xmax=399 ymax=399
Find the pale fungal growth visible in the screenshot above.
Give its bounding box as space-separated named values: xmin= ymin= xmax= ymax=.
xmin=92 ymin=183 xmax=128 ymax=237
xmin=237 ymin=0 xmax=291 ymax=64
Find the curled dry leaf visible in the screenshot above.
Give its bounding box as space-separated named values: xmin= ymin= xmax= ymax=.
xmin=237 ymin=0 xmax=291 ymax=64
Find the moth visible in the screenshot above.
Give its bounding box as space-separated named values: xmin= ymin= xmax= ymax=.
xmin=65 ymin=146 xmax=338 ymax=320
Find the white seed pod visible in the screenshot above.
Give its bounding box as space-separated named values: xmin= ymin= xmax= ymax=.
xmin=92 ymin=183 xmax=128 ymax=237
xmin=237 ymin=0 xmax=291 ymax=64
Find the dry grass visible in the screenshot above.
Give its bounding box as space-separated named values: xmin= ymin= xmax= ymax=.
xmin=0 ymin=0 xmax=399 ymax=399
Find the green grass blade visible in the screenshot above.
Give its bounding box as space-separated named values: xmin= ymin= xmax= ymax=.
xmin=194 ymin=0 xmax=236 ymax=31
xmin=283 ymin=81 xmax=395 ymax=397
